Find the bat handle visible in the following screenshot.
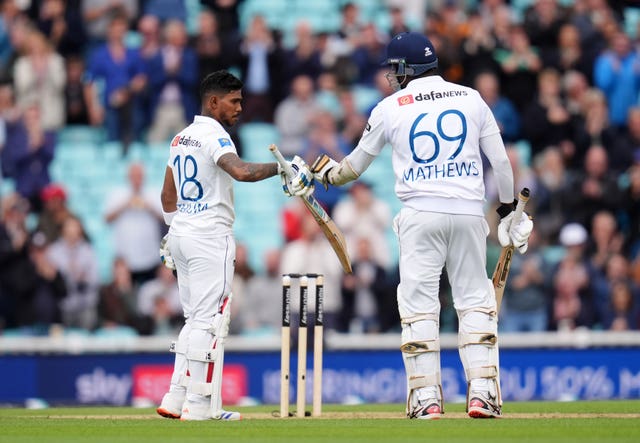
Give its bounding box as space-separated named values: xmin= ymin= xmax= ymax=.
xmin=511 ymin=187 xmax=530 ymax=230
xmin=269 ymin=144 xmax=295 ymax=179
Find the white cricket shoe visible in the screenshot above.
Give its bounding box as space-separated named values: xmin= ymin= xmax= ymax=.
xmin=467 ymin=390 xmax=502 ymax=418
xmin=408 ymin=398 xmax=443 ymax=420
xmin=180 ymin=400 xmax=242 ymax=421
xmin=156 ymin=390 xmax=185 ymax=419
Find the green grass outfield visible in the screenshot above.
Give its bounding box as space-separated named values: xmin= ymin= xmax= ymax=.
xmin=1 ymin=401 xmax=640 ymax=443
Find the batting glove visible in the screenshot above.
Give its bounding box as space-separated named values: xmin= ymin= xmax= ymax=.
xmin=159 ymin=233 xmax=176 ymax=270
xmin=497 ymin=202 xmax=533 ymax=254
xmin=310 ymin=154 xmax=339 ymax=190
xmin=279 ymin=156 xmax=314 ymax=197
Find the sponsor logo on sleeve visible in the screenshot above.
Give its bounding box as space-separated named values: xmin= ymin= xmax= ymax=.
xmin=218 ymin=138 xmax=232 ymax=147
xmin=398 ymin=95 xmax=414 ymax=106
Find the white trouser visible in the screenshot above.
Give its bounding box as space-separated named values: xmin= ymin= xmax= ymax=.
xmin=168 ymin=234 xmax=235 ymax=405
xmin=394 ymin=208 xmax=498 ymax=397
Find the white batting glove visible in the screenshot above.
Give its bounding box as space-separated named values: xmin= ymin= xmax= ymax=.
xmin=279 ymin=156 xmax=314 ymax=197
xmin=310 ymin=154 xmax=339 ymax=190
xmin=497 ymin=203 xmax=533 ymax=254
xmin=159 ymin=233 xmax=176 ymax=270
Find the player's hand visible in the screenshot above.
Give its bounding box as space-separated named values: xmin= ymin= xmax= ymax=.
xmin=310 ymin=154 xmax=339 ymax=190
xmin=279 ymin=156 xmax=314 ymax=197
xmin=159 ymin=234 xmax=176 ymax=270
xmin=497 ymin=204 xmax=533 ymax=254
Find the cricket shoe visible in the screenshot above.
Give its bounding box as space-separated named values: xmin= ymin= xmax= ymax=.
xmin=408 ymin=399 xmax=443 ymax=420
xmin=468 ymin=391 xmax=502 ymax=419
xmin=156 ymin=390 xmax=185 ymax=419
xmin=181 ymin=401 xmax=242 ymax=421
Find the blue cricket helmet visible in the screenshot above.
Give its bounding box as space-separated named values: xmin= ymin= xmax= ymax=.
xmin=384 ymin=32 xmax=438 ymax=77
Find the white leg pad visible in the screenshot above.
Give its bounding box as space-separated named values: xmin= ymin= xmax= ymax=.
xmin=168 ymin=323 xmax=190 ymax=391
xmin=401 ymin=313 xmax=443 ymax=413
xmin=458 ymin=308 xmax=501 ymax=405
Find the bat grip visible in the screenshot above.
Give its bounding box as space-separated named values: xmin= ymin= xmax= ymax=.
xmin=511 ymin=187 xmax=530 ymax=230
xmin=269 ymin=144 xmax=294 ymax=178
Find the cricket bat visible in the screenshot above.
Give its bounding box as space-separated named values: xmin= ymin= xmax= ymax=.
xmin=269 ymin=144 xmax=353 ymax=274
xmin=492 ymin=187 xmax=530 ymax=312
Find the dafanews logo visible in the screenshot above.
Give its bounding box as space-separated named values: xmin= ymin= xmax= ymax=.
xmin=398 ymin=95 xmax=414 ymax=106
xmin=172 ymin=135 xmax=202 ymax=148
xmin=415 ymin=90 xmax=468 ymax=101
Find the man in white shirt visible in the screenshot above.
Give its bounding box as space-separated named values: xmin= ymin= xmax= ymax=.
xmin=156 ymin=70 xmax=311 ymax=421
xmin=311 ymin=33 xmax=533 ymax=419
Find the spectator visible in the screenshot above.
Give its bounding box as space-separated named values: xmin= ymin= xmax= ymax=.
xmin=47 ymin=216 xmax=100 ymax=330
xmin=386 ymin=6 xmax=410 ymax=39
xmin=606 ymin=107 xmax=640 ymax=174
xmin=570 ymin=87 xmax=613 ymax=171
xmin=521 ymin=68 xmax=573 ymax=159
xmin=299 ymin=110 xmax=350 ymax=213
xmin=282 ymin=21 xmax=323 ymax=85
xmin=63 ymin=55 xmax=90 ymax=125
xmin=593 ymin=29 xmax=640 ymax=128
xmin=84 ymin=13 xmax=147 ymax=151
xmin=339 ymin=236 xmax=386 ymax=333
xmin=81 ymin=0 xmax=138 ymax=45
xmin=229 ymin=242 xmax=254 ymax=334
xmin=351 ymin=23 xmax=387 ymax=86
xmin=0 ymin=192 xmax=32 ymax=329
xmin=238 ymin=15 xmax=284 ymax=122
xmin=623 ymin=161 xmax=640 ymax=258
xmin=243 ymin=248 xmax=282 ymax=335
xmin=191 ymin=8 xmax=235 ymax=85
xmin=604 ymin=279 xmax=639 ymax=330
xmin=500 ymin=227 xmax=550 ymax=332
xmin=13 ymin=27 xmax=66 ymax=132
xmin=335 ymin=87 xmax=367 ymax=148
xmin=104 ymin=162 xmax=164 ymax=287
xmin=0 ymin=1 xmax=27 ymax=81
xmin=564 ymin=144 xmax=623 ymax=230
xmin=274 ymin=74 xmax=319 ymax=157
xmin=137 ymin=264 xmax=182 ymax=336
xmin=547 ymin=23 xmax=594 ymax=82
xmin=494 ymin=24 xmax=542 ymax=113
xmin=550 ymin=222 xmax=598 ymax=331
xmin=98 ymin=256 xmax=141 ymax=332
xmin=34 ymin=0 xmax=86 ymax=57
xmin=332 ymin=181 xmax=391 ymax=268
xmin=522 ymin=0 xmax=569 ymax=65
xmin=35 ymin=182 xmax=75 ymax=243
xmin=146 ymin=19 xmax=198 ymax=143
xmin=460 ymin=10 xmax=500 ymax=87
xmin=587 ymin=210 xmax=624 ymax=274
xmin=280 ymin=210 xmax=343 ymax=331
xmin=1 ymin=102 xmax=56 ymax=213
xmin=474 ymin=70 xmax=520 ymax=143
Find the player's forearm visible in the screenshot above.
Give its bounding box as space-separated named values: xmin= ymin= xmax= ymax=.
xmin=327 ymin=147 xmax=375 ymax=186
xmin=235 ymin=162 xmax=279 ymax=182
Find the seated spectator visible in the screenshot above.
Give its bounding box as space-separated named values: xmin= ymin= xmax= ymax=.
xmin=604 ymin=280 xmax=639 ymax=330
xmin=623 ymin=161 xmax=640 ymax=258
xmin=146 ymin=19 xmax=198 ymax=143
xmin=84 ymin=12 xmax=147 ymax=151
xmin=47 ymin=216 xmax=100 ymax=330
xmin=137 ymin=264 xmax=181 ymax=336
xmin=104 ymin=162 xmax=164 ymax=287
xmin=274 ymin=74 xmax=319 ymax=157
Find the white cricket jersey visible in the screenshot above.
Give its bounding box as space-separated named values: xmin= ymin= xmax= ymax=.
xmin=167 ymin=115 xmax=237 ymax=237
xmin=358 ymin=76 xmax=501 ymax=216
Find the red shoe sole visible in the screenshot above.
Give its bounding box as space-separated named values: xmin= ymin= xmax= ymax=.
xmin=468 ymin=408 xmax=500 ymax=419
xmin=156 ymin=407 xmax=181 ymax=419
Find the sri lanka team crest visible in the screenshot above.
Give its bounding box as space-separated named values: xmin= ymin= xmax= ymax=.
xmin=398 ymin=95 xmax=414 ymax=106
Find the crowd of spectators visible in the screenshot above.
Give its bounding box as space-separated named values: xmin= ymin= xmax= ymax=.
xmin=1 ymin=0 xmax=640 ymax=337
